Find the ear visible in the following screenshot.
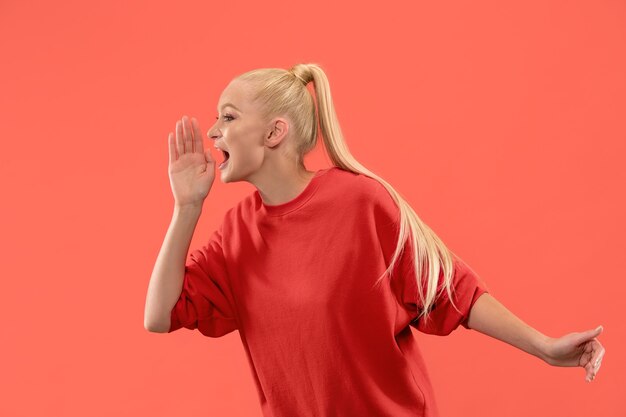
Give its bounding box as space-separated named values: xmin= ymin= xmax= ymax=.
xmin=265 ymin=117 xmax=289 ymax=148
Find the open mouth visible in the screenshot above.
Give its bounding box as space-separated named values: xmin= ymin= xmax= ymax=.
xmin=218 ymin=150 xmax=230 ymax=169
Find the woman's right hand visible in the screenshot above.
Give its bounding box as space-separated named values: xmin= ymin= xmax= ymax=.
xmin=168 ymin=115 xmax=216 ymax=207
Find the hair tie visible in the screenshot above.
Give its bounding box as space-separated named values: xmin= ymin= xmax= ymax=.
xmin=288 ymin=69 xmax=308 ymax=85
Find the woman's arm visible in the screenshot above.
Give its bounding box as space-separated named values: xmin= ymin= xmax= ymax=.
xmin=466 ymin=293 xmax=605 ymax=382
xmin=144 ymin=204 xmax=202 ymax=332
xmin=465 ymin=293 xmax=550 ymax=360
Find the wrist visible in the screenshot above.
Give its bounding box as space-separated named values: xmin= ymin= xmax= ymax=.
xmin=536 ymin=334 xmax=555 ymax=364
xmin=174 ymin=203 xmax=203 ymax=216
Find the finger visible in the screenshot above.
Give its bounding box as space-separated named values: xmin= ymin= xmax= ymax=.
xmin=588 ymin=326 xmax=603 ymax=341
xmin=593 ymin=347 xmax=605 ymax=369
xmin=182 ymin=115 xmax=193 ymax=153
xmin=574 ymin=328 xmax=603 ymax=349
xmin=168 ymin=132 xmax=177 ymax=163
xmin=591 ymin=343 xmax=605 ymax=365
xmin=587 ymin=351 xmax=605 ymax=381
xmin=191 ymin=117 xmax=204 ymax=154
xmin=586 ymin=362 xmax=597 ymax=382
xmin=176 ymin=120 xmax=185 ymax=156
xmin=205 ymin=149 xmax=214 ymax=164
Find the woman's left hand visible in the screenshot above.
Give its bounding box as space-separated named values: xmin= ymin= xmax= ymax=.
xmin=542 ymin=325 xmax=605 ymax=382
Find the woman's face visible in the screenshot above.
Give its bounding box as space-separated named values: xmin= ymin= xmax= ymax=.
xmin=207 ymin=79 xmax=268 ymax=183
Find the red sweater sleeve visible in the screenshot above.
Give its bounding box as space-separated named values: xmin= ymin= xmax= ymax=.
xmin=411 ymin=256 xmax=489 ymax=335
xmin=374 ymin=183 xmax=489 ymax=336
xmin=168 ymin=225 xmax=238 ymax=337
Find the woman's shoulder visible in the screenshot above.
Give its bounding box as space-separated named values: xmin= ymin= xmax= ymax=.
xmin=324 ymin=167 xmax=397 ymax=216
xmin=326 ymin=166 xmax=383 ymax=195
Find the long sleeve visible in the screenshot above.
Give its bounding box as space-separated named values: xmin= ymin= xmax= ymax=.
xmin=373 ymin=183 xmax=489 ymax=336
xmin=168 ymin=224 xmax=238 ymax=337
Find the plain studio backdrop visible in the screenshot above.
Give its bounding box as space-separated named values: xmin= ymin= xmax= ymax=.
xmin=0 ymin=1 xmax=623 ymax=416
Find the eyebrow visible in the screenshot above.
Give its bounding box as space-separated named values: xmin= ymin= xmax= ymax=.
xmin=218 ymin=102 xmax=242 ymax=112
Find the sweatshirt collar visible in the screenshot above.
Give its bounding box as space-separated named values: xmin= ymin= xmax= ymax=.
xmin=255 ymin=167 xmax=334 ymax=216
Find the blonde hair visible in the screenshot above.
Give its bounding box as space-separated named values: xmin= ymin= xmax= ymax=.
xmin=235 ymin=63 xmax=463 ymax=327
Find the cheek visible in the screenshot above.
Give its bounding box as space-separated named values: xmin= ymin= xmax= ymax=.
xmin=237 ymin=135 xmax=265 ymax=159
xmin=228 ymin=126 xmax=264 ymax=161
xmin=228 ymin=142 xmax=261 ymax=165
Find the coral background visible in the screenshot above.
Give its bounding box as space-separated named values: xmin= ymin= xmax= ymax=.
xmin=1 ymin=0 xmax=623 ymax=416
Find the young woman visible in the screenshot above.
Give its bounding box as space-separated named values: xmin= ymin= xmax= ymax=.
xmin=144 ymin=63 xmax=606 ymax=417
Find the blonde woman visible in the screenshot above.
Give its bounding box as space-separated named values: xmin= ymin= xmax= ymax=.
xmin=144 ymin=63 xmax=606 ymax=417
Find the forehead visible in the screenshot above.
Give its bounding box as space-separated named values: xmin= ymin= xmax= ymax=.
xmin=217 ymin=79 xmax=255 ymax=111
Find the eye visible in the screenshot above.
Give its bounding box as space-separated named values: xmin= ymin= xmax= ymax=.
xmin=215 ymin=114 xmax=235 ymax=122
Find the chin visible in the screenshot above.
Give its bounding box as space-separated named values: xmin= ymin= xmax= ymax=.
xmin=219 ymin=164 xmax=235 ymax=183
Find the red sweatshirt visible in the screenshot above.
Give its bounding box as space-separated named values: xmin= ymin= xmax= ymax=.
xmin=168 ymin=166 xmax=489 ymax=417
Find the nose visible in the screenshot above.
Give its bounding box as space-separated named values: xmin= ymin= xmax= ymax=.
xmin=207 ymin=125 xmax=220 ymax=141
